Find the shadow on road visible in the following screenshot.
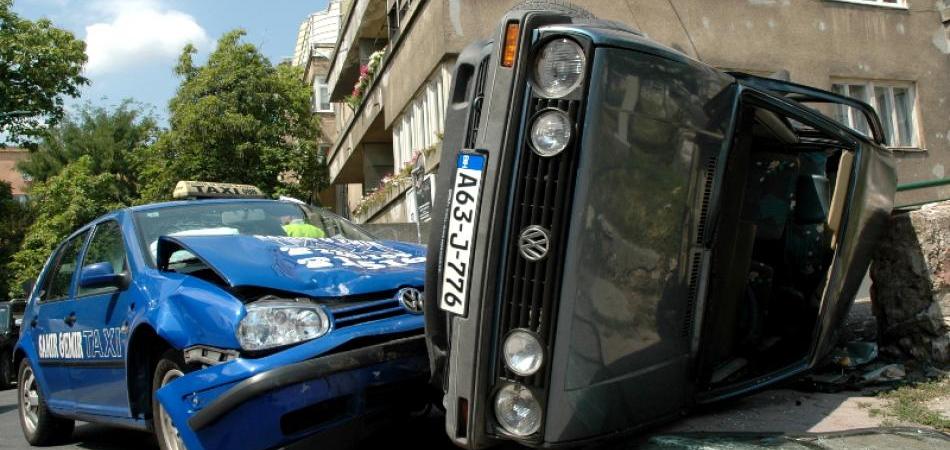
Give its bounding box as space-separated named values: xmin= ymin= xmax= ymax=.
xmin=66 ymin=423 xmax=157 ymax=450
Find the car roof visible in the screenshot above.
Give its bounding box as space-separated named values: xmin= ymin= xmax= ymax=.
xmin=125 ymin=198 xmax=288 ymax=213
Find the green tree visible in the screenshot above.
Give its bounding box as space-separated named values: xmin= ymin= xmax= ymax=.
xmin=6 ymin=156 xmax=127 ymax=296
xmin=16 ymin=101 xmax=158 ymax=197
xmin=0 ymin=181 xmax=33 ymax=300
xmin=0 ymin=0 xmax=88 ymax=144
xmin=139 ymin=30 xmax=325 ymax=202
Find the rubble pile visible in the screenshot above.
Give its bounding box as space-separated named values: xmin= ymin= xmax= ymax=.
xmin=870 ymin=201 xmax=950 ymax=365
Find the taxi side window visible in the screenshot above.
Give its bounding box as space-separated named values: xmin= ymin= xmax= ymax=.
xmin=78 ymin=220 xmax=128 ymax=297
xmin=42 ymin=230 xmax=90 ymax=302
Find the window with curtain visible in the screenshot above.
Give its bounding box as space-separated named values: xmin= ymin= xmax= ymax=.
xmin=831 ymin=80 xmax=919 ymax=148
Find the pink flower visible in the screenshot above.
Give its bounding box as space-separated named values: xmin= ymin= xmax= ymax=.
xmin=359 ymin=64 xmax=369 ymax=76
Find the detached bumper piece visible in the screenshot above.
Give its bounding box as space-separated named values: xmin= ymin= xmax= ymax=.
xmin=158 ymin=336 xmax=428 ymax=450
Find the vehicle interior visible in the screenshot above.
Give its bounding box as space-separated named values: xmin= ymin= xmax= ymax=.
xmin=700 ymin=94 xmax=857 ymax=389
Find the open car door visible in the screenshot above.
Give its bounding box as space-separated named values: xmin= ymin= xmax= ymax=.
xmin=729 ymin=73 xmax=888 ymax=147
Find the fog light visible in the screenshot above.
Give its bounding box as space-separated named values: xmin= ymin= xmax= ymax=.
xmin=503 ymin=330 xmax=543 ymax=376
xmin=534 ymin=38 xmax=585 ymax=97
xmin=494 ymin=383 xmax=542 ymax=436
xmin=529 ymin=110 xmax=572 ymax=157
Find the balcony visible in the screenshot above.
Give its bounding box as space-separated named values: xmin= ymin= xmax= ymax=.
xmin=327 ymin=0 xmax=390 ymax=103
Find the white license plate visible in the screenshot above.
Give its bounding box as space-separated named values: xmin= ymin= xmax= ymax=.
xmin=439 ymin=153 xmax=486 ymax=316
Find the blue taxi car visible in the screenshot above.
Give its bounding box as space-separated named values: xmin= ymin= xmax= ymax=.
xmin=14 ymin=182 xmax=428 ymax=450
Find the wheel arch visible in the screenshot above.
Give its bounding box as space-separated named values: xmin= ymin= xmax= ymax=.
xmin=126 ymin=323 xmax=175 ymax=421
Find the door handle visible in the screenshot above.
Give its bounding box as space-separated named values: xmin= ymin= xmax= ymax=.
xmin=63 ymin=313 xmax=76 ymax=327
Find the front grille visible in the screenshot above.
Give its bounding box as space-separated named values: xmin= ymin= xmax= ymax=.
xmin=495 ymin=98 xmax=583 ymax=388
xmin=696 ymin=157 xmax=717 ymax=245
xmin=464 ymin=56 xmax=491 ymax=148
xmin=328 ymin=297 xmax=405 ymax=328
xmin=682 ymin=250 xmax=704 ymax=337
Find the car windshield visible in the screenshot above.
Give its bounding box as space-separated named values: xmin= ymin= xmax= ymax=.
xmin=133 ymin=200 xmax=376 ymax=266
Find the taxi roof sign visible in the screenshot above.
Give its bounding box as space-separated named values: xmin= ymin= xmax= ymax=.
xmin=172 ymin=181 xmax=266 ymax=200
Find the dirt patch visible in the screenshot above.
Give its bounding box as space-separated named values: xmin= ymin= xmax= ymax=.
xmin=661 ymin=389 xmax=894 ymax=433
xmin=878 ymin=377 xmax=950 ymax=431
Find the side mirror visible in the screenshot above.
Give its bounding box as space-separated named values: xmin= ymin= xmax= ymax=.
xmin=78 ymin=262 xmax=125 ymax=290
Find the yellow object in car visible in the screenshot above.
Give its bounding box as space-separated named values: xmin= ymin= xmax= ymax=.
xmin=282 ymin=220 xmax=325 ymax=238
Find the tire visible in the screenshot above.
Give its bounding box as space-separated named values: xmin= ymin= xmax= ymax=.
xmin=17 ymin=358 xmax=75 ymax=446
xmin=508 ymin=1 xmax=640 ymax=34
xmin=152 ymin=350 xmax=190 ymax=450
xmin=509 ymin=0 xmax=594 ymax=18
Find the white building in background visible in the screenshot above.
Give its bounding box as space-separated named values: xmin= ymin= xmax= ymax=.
xmin=293 ymin=1 xmax=353 ymax=211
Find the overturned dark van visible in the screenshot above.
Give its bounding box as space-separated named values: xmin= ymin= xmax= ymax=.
xmin=424 ymin=2 xmax=896 ymax=448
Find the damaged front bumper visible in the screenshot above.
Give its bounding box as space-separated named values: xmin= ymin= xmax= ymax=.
xmin=157 ymin=317 xmax=428 ymax=450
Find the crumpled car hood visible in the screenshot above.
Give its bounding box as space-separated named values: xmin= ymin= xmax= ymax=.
xmin=159 ymin=234 xmax=425 ymax=298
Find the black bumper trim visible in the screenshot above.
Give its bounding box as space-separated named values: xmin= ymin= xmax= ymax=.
xmin=187 ymin=335 xmax=426 ymax=431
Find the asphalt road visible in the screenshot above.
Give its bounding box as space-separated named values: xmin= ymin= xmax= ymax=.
xmin=0 ymin=386 xmax=158 ymax=450
xmin=0 ymin=384 xmax=459 ymax=450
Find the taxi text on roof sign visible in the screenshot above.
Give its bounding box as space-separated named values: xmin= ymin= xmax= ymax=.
xmin=172 ymin=180 xmax=266 ymax=199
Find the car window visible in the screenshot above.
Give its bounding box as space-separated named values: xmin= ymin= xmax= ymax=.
xmin=133 ymin=201 xmax=377 ymax=266
xmin=0 ymin=306 xmax=9 ymax=333
xmin=78 ymin=220 xmax=128 ymax=297
xmin=42 ymin=230 xmax=90 ymax=302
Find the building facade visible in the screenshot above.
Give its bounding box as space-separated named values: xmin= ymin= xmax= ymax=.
xmin=324 ymin=0 xmax=950 ymax=224
xmin=0 ymin=148 xmax=30 ymax=202
xmin=293 ymin=0 xmax=350 ymax=210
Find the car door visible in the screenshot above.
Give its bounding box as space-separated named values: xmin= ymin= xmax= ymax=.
xmin=731 ymin=74 xmax=896 ymax=361
xmin=30 ymin=229 xmax=91 ymax=412
xmin=69 ymin=219 xmax=135 ymax=417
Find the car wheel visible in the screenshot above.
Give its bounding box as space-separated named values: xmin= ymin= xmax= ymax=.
xmin=17 ymin=358 xmax=75 ymax=445
xmin=152 ymin=350 xmax=188 ymax=450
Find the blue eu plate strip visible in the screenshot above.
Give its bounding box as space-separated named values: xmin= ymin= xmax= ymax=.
xmin=457 ymin=153 xmax=485 ymax=171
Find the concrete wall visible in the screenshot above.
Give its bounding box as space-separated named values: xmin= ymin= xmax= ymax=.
xmin=330 ymin=0 xmax=950 ymax=223
xmin=380 ymin=0 xmax=950 ymax=203
xmin=363 ymin=221 xmax=431 ymax=243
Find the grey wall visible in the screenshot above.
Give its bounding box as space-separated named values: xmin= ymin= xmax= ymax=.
xmin=363 ymin=221 xmax=431 ymax=243
xmin=381 ymin=0 xmax=949 ymax=204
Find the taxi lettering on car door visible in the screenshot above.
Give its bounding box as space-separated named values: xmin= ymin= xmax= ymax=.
xmin=36 ymin=327 xmax=124 ymax=360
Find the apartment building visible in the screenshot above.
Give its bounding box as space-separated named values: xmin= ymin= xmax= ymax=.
xmin=292 ymin=0 xmax=346 ymax=208
xmin=324 ymin=0 xmax=950 ymax=224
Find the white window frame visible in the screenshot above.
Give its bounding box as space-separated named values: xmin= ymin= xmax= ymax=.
xmin=312 ymin=76 xmax=331 ymax=113
xmin=828 ymin=0 xmax=908 ymax=10
xmin=390 ymin=62 xmax=452 ymax=174
xmin=831 ymin=79 xmax=922 ymax=150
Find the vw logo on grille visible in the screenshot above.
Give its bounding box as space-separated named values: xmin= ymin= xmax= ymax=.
xmin=518 ymin=225 xmax=551 ymax=261
xmin=397 ymin=287 xmax=423 ymax=314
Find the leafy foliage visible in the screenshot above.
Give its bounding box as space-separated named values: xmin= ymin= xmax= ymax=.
xmin=0 ymin=181 xmax=33 ymax=300
xmin=16 ymin=100 xmax=158 ymax=198
xmin=0 ymin=0 xmax=88 ymax=144
xmin=139 ymin=30 xmax=325 ymax=202
xmin=6 ymin=156 xmax=127 ymax=297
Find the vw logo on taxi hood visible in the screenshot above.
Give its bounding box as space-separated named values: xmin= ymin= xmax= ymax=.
xmin=397 ymin=287 xmax=423 ymax=313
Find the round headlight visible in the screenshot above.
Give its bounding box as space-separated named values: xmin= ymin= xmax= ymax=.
xmin=529 ymin=110 xmax=572 ymax=157
xmin=503 ymin=330 xmax=544 ymax=376
xmin=534 ymin=38 xmax=586 ymax=97
xmin=494 ymin=383 xmax=542 ymax=437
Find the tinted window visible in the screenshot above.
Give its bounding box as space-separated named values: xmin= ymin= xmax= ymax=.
xmin=78 ymin=221 xmax=127 ymax=297
xmin=43 ymin=231 xmax=89 ymax=301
